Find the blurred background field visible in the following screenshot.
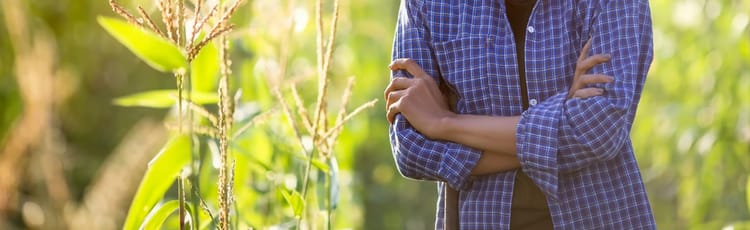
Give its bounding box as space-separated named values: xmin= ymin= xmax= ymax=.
xmin=0 ymin=0 xmax=748 ymax=229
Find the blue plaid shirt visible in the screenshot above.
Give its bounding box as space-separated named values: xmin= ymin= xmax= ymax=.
xmin=388 ymin=0 xmax=656 ymax=229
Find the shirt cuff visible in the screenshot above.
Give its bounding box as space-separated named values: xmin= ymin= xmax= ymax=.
xmin=516 ymin=93 xmax=566 ymax=200
xmin=438 ymin=142 xmax=481 ymax=190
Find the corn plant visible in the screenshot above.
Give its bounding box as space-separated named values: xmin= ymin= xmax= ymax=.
xmin=100 ymin=0 xmax=245 ymax=229
xmin=100 ymin=0 xmax=375 ymax=229
xmin=271 ymin=0 xmax=377 ymax=227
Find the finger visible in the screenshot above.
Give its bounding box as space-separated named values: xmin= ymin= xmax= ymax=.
xmin=389 ymin=58 xmax=430 ymax=79
xmin=391 ymin=58 xmax=429 ymax=79
xmin=383 ymin=77 xmax=414 ymax=100
xmin=577 ymin=39 xmax=592 ymax=62
xmin=573 ymin=88 xmax=604 ymax=99
xmin=577 ymin=54 xmax=611 ymax=74
xmin=386 ymin=90 xmax=406 ymax=110
xmin=568 ymin=74 xmax=612 ymax=99
xmin=386 ymin=101 xmax=402 ymax=124
xmin=389 ymin=58 xmax=417 ymax=71
xmin=579 ymin=74 xmax=614 ymax=86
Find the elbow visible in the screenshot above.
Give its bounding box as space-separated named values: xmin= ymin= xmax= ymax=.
xmin=586 ymin=125 xmax=629 ymax=161
xmin=394 ymin=150 xmax=419 ymax=179
xmin=389 ymin=122 xmax=424 ymax=180
xmin=567 ymin=97 xmax=632 ymax=161
xmin=389 ymin=135 xmax=421 ymax=180
xmin=558 ymin=115 xmax=630 ymax=173
xmin=393 ymin=149 xmax=429 ymax=180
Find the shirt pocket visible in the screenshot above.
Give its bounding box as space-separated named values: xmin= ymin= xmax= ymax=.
xmin=433 ymin=36 xmax=494 ymax=115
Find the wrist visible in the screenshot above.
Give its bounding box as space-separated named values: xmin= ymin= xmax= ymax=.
xmin=432 ymin=112 xmax=458 ymax=140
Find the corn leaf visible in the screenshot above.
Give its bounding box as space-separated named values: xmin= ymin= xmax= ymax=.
xmin=98 ymin=16 xmax=187 ymax=72
xmin=140 ymin=200 xmax=215 ymax=230
xmin=290 ymin=151 xmax=329 ymax=174
xmin=141 ymin=200 xmax=180 ymax=230
xmin=311 ymin=158 xmax=330 ymax=174
xmin=280 ymin=188 xmax=305 ymax=217
xmin=113 ymin=89 xmax=219 ymax=108
xmin=187 ymin=203 xmax=215 ymax=230
xmin=329 ymin=157 xmax=340 ymax=210
xmin=191 ymin=40 xmax=220 ymax=92
xmin=123 ymin=134 xmax=191 ymax=230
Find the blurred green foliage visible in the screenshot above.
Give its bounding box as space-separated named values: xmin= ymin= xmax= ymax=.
xmin=633 ymin=0 xmax=750 ymax=229
xmin=0 ymin=0 xmax=748 ymax=229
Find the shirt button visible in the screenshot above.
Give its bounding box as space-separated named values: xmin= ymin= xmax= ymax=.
xmin=527 ymin=26 xmax=535 ymax=33
xmin=529 ymin=99 xmax=538 ymax=106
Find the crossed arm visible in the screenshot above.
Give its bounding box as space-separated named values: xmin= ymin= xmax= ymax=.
xmin=385 ymin=40 xmax=613 ymax=176
xmin=388 ymin=1 xmax=652 ymax=195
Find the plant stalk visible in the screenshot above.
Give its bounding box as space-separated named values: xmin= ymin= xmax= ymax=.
xmin=326 ymin=160 xmax=332 ymax=230
xmin=178 ymin=176 xmax=186 ymax=230
xmin=217 ymin=18 xmax=233 ymax=230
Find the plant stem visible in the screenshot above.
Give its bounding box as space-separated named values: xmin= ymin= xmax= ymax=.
xmin=178 ymin=175 xmax=186 ymax=230
xmin=297 ymin=149 xmax=315 ymax=229
xmin=217 ymin=10 xmax=233 ymax=228
xmin=186 ymin=68 xmax=201 ymax=230
xmin=176 ymin=72 xmax=184 ymax=133
xmin=305 ymin=0 xmax=326 ymax=201
xmin=326 ymin=160 xmax=332 ymax=230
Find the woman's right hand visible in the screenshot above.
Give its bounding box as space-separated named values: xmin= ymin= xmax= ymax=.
xmin=568 ymin=39 xmax=614 ymax=99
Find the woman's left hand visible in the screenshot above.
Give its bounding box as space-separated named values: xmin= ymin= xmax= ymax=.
xmin=384 ymin=58 xmax=454 ymax=139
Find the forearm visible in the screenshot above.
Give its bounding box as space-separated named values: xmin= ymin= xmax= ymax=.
xmin=470 ymin=152 xmax=521 ymax=176
xmin=437 ymin=114 xmax=520 ymax=156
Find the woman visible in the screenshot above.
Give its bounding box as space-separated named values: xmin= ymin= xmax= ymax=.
xmin=384 ymin=0 xmax=656 ymax=229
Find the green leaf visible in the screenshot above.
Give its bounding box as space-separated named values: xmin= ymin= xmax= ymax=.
xmin=139 ymin=200 xmax=214 ymax=230
xmin=113 ymin=89 xmax=219 ymax=108
xmin=231 ymin=129 xmax=273 ymax=174
xmin=328 ymin=157 xmax=340 ymax=209
xmin=244 ymin=130 xmax=273 ymax=165
xmin=98 ymin=16 xmax=186 ymax=72
xmin=231 ymin=143 xmax=272 ymax=172
xmin=123 ymin=135 xmax=191 ymax=230
xmin=746 ymin=176 xmax=750 ymax=212
xmin=141 ymin=200 xmax=180 ymax=230
xmin=185 ymin=202 xmax=214 ymax=230
xmin=291 ymin=152 xmax=330 ymax=174
xmin=191 ymin=40 xmax=220 ymax=92
xmin=280 ymin=188 xmax=305 ymax=217
xmin=311 ymin=158 xmax=330 ymax=174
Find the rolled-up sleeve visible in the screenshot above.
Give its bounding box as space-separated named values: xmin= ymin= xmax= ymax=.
xmin=388 ymin=0 xmax=481 ymax=190
xmin=516 ymin=0 xmax=654 ymax=199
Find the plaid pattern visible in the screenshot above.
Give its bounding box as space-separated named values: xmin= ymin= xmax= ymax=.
xmin=388 ymin=0 xmax=656 ymax=229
